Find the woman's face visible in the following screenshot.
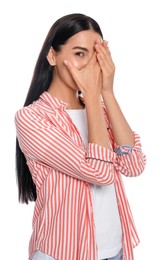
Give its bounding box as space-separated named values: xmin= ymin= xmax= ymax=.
xmin=53 ymin=30 xmax=102 ymax=90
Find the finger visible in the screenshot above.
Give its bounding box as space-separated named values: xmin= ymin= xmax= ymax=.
xmin=95 ymin=46 xmax=108 ymax=68
xmin=63 ymin=60 xmax=79 ymax=81
xmin=103 ymin=40 xmax=109 ymax=51
xmin=95 ymin=45 xmax=109 ymax=66
xmin=95 ymin=40 xmax=111 ymax=58
xmin=103 ymin=41 xmax=112 ymax=57
xmin=96 ymin=42 xmax=114 ymax=67
xmin=64 ymin=59 xmax=78 ymax=74
xmin=96 ymin=53 xmax=105 ymax=71
xmin=97 ymin=52 xmax=115 ymax=75
xmin=86 ymin=51 xmax=97 ymax=67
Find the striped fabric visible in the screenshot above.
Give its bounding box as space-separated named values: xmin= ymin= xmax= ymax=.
xmin=15 ymin=91 xmax=146 ymax=260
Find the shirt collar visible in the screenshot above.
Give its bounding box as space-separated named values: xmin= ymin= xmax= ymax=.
xmin=39 ymin=91 xmax=68 ymax=110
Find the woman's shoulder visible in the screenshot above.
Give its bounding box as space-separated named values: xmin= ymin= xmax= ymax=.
xmin=15 ymin=101 xmax=37 ymax=119
xmin=15 ymin=104 xmax=37 ymax=129
xmin=14 ymin=96 xmax=57 ymax=129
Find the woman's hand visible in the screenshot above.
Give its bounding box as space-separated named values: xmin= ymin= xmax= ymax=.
xmin=64 ymin=49 xmax=111 ymax=149
xmin=95 ymin=39 xmax=115 ymax=95
xmin=95 ymin=40 xmax=135 ymax=146
xmin=64 ymin=52 xmax=102 ymax=100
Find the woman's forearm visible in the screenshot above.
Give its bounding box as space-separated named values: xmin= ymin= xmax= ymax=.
xmin=102 ymin=91 xmax=134 ymax=146
xmin=84 ymin=96 xmax=111 ymax=149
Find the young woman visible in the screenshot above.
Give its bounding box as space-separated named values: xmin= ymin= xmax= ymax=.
xmin=15 ymin=13 xmax=146 ymax=260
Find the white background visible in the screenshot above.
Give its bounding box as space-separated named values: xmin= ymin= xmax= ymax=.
xmin=0 ymin=0 xmax=161 ymax=259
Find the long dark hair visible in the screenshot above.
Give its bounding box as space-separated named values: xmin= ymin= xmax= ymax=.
xmin=16 ymin=13 xmax=103 ymax=204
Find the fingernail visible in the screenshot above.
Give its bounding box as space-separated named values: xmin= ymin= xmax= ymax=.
xmin=64 ymin=60 xmax=68 ymax=65
xmin=97 ymin=38 xmax=103 ymax=44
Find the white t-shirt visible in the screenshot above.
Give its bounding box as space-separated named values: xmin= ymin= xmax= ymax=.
xmin=67 ymin=109 xmax=122 ymax=259
xmin=33 ymin=108 xmax=122 ymax=260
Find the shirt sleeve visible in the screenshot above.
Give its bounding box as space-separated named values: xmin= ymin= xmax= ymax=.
xmin=114 ymin=133 xmax=146 ymax=177
xmin=15 ymin=107 xmax=117 ymax=186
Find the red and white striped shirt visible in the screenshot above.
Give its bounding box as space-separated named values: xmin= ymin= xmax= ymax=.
xmin=15 ymin=91 xmax=146 ymax=260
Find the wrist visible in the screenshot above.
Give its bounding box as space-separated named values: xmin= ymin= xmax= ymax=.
xmin=102 ymin=90 xmax=115 ymax=100
xmin=84 ymin=94 xmax=101 ymax=105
